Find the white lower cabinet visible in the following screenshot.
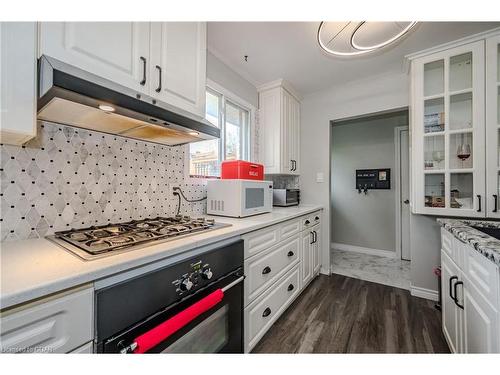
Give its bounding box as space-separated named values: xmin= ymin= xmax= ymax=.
xmin=301 ymin=224 xmax=321 ymax=288
xmin=463 ymin=277 xmax=499 ymax=353
xmin=441 ymin=251 xmax=464 ymax=353
xmin=244 ymin=264 xmax=301 ymax=351
xmin=244 ymin=234 xmax=300 ymax=306
xmin=242 ymin=210 xmax=322 ymax=352
xmin=0 ymin=285 xmax=94 ymax=354
xmin=440 ymin=231 xmax=500 ymax=353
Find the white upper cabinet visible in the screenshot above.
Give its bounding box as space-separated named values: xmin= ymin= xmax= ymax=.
xmin=39 ymin=22 xmax=207 ymax=117
xmin=258 ymin=80 xmax=300 ymax=175
xmin=150 ymin=22 xmax=206 ymax=117
xmin=40 ymin=22 xmax=151 ymax=95
xmin=486 ymin=34 xmax=500 ymax=218
xmin=409 ymin=31 xmax=500 ymax=217
xmin=0 ymin=22 xmax=38 ymax=145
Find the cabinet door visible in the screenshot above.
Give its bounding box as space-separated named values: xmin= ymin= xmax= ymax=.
xmin=281 ymin=88 xmax=292 ymax=174
xmin=150 ymin=22 xmax=206 ymax=117
xmin=441 ymin=251 xmax=463 ymax=353
xmin=412 ymin=41 xmax=486 ymax=217
xmin=40 ymin=22 xmax=150 ymax=94
xmin=301 ymin=230 xmax=313 ymax=286
xmin=258 ymin=88 xmax=281 ymax=174
xmin=0 ymin=22 xmax=37 ymax=145
xmin=486 ymin=34 xmax=500 ymax=218
xmin=282 ymin=89 xmax=300 ymax=175
xmin=463 ymin=278 xmax=499 ymax=353
xmin=0 ymin=286 xmax=93 ymax=353
xmin=313 ymin=225 xmax=321 ymax=275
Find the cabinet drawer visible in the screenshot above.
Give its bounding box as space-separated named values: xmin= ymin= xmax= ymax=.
xmin=441 ymin=228 xmax=454 ymax=260
xmin=464 ymin=246 xmax=499 ymax=308
xmin=0 ymin=285 xmax=93 ymax=353
xmin=244 ymin=225 xmax=280 ymax=259
xmin=279 ymin=219 xmax=300 ymax=240
xmin=301 ymin=211 xmax=321 ymax=231
xmin=244 ymin=234 xmax=300 ymax=305
xmin=245 ymin=265 xmax=300 ymax=352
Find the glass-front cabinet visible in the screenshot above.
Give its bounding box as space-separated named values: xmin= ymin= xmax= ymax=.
xmin=411 ymin=40 xmax=486 ymax=217
xmin=486 ymin=34 xmax=500 ymax=218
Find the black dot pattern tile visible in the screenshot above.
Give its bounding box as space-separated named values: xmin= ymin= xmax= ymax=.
xmin=0 ymin=122 xmax=207 ymax=241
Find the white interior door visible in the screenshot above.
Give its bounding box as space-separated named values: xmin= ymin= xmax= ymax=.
xmin=400 ymin=129 xmax=411 ymax=261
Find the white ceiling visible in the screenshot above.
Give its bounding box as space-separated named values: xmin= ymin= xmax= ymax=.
xmin=207 ymin=22 xmax=500 ymax=96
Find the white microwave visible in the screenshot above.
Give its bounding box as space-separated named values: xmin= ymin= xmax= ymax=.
xmin=207 ymin=179 xmax=273 ymax=218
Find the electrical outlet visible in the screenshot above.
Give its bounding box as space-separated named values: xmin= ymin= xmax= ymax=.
xmin=168 ymin=184 xmax=180 ymax=197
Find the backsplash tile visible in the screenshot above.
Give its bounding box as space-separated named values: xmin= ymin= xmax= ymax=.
xmin=0 ymin=122 xmax=206 ymax=242
xmin=265 ymin=175 xmax=300 ymax=189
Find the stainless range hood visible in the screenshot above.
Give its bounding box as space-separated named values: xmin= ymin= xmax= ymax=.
xmin=37 ymin=55 xmax=219 ymax=146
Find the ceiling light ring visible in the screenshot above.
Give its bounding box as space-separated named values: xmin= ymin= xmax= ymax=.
xmin=349 ymin=21 xmax=418 ymax=51
xmin=317 ymin=21 xmax=374 ymax=57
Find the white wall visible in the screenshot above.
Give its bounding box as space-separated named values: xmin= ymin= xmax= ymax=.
xmin=301 ymin=70 xmax=445 ymax=295
xmin=301 ymin=71 xmax=409 ymax=275
xmin=206 ymin=51 xmax=258 ymax=108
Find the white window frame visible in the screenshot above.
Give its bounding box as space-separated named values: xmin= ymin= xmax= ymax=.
xmin=185 ymin=79 xmax=256 ymax=183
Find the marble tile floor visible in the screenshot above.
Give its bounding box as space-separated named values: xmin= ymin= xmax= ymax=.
xmin=331 ymin=249 xmax=411 ymax=290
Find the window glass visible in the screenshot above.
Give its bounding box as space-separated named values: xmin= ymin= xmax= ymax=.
xmin=189 ymin=89 xmax=250 ymax=178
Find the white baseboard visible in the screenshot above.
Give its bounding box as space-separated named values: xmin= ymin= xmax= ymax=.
xmin=410 ymin=286 xmax=439 ymax=301
xmin=331 ymin=242 xmax=396 ymax=259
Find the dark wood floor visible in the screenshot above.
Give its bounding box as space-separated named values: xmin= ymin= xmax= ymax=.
xmin=252 ymin=274 xmax=450 ymax=353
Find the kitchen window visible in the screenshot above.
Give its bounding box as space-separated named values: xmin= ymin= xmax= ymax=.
xmin=189 ymin=86 xmax=251 ymax=178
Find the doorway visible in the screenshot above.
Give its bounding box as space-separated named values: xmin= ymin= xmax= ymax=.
xmin=330 ymin=108 xmax=411 ymax=290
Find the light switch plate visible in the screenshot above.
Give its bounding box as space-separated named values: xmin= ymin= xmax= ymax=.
xmin=316 ymin=172 xmax=324 ymax=183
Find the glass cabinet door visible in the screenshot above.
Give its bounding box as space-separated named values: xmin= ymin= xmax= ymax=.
xmin=413 ymin=40 xmax=486 ymax=216
xmin=486 ymin=34 xmax=500 ymax=218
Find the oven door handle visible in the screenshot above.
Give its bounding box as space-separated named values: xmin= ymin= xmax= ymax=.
xmin=124 ymin=276 xmax=245 ymax=354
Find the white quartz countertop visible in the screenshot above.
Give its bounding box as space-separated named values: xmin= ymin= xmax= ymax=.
xmin=0 ymin=205 xmax=322 ymax=310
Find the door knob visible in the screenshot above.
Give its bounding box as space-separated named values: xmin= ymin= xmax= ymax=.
xmin=403 ymin=199 xmax=410 ymax=204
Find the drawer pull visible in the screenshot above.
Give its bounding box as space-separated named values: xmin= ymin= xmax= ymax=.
xmin=304 ymin=219 xmax=310 ymax=225
xmin=315 ymin=216 xmax=320 ymax=221
xmin=139 ymin=56 xmax=147 ymax=86
xmin=262 ymin=307 xmax=271 ymax=317
xmin=262 ymin=266 xmax=271 ymax=275
xmin=449 ymin=276 xmax=458 ymax=301
xmin=287 ymin=251 xmax=294 ymax=257
xmin=287 ymin=284 xmax=294 ymax=291
xmin=453 ymin=281 xmax=464 ymax=310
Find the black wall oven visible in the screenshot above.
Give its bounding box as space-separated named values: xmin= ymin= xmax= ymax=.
xmin=95 ymin=240 xmax=244 ymax=353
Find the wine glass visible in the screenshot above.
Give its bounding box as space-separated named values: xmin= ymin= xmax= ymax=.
xmin=432 ymin=150 xmax=444 ymax=169
xmin=457 ymin=134 xmax=471 ymax=168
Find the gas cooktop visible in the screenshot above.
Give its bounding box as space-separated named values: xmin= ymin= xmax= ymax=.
xmin=47 ymin=216 xmax=231 ymax=260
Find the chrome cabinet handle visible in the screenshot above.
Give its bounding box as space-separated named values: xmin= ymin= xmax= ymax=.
xmin=262 ymin=307 xmax=271 ymax=317
xmin=139 ymin=56 xmax=147 ymax=86
xmin=477 ymin=195 xmax=482 ymax=212
xmin=262 ymin=266 xmax=271 ymax=275
xmin=493 ymin=195 xmax=498 ymax=213
xmin=310 ymin=231 xmax=314 ymax=244
xmin=155 ymin=65 xmax=162 ymax=93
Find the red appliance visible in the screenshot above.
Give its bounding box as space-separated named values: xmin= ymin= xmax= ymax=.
xmin=221 ymin=160 xmax=264 ymax=180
